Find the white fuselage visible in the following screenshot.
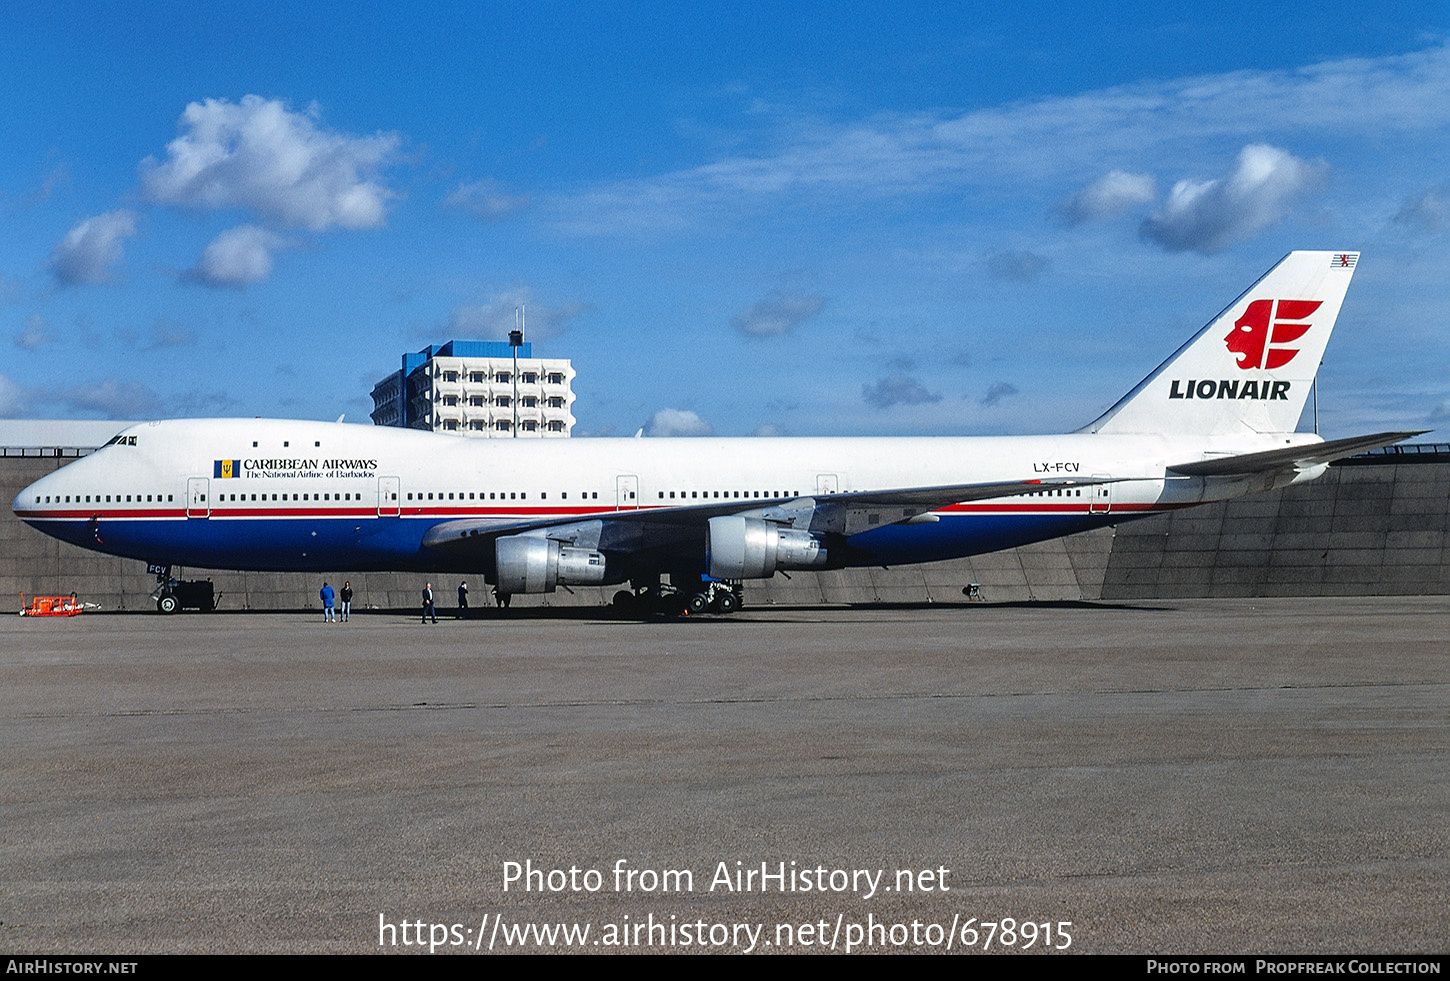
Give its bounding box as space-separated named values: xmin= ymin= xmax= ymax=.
xmin=13 ymin=418 xmax=1322 ymax=577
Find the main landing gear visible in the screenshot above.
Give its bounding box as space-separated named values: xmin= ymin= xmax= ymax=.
xmin=612 ymin=579 xmax=744 ymax=617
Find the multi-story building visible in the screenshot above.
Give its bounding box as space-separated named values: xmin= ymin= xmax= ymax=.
xmin=369 ymin=340 xmax=576 ymax=437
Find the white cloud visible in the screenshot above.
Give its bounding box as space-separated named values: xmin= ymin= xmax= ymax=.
xmin=1140 ymin=144 xmax=1325 ymax=254
xmin=1057 ymin=170 xmax=1156 ymax=224
xmin=0 ymin=374 xmax=26 ymax=414
xmin=57 ymin=380 xmax=164 ymax=418
xmin=187 ymin=225 xmax=288 ymax=288
xmin=1396 ymin=183 xmax=1450 ymax=231
xmin=447 ymin=288 xmax=592 ymax=342
xmin=645 ymin=408 xmax=713 ymax=436
xmin=862 ymin=374 xmax=942 ymax=410
xmin=444 ymin=179 xmax=530 ymax=221
xmin=732 ymin=291 xmax=826 ymax=337
xmin=140 ymin=95 xmax=401 ymax=231
xmin=546 ymin=44 xmax=1450 ymax=235
xmin=752 ymin=423 xmax=785 ymax=437
xmin=15 ymin=314 xmax=52 ymax=350
xmin=49 ymin=210 xmax=138 ymax=285
xmin=986 ymin=251 xmax=1048 ymax=281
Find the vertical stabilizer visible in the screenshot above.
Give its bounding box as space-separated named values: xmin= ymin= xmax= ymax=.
xmin=1084 ymin=251 xmax=1358 ymax=435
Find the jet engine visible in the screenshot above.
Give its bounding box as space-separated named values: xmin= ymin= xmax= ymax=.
xmin=494 ymin=535 xmax=614 ymax=594
xmin=707 ymin=515 xmax=829 ymax=579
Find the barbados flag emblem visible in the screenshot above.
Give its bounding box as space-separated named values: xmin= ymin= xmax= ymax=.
xmin=214 ymin=459 xmax=239 ymax=479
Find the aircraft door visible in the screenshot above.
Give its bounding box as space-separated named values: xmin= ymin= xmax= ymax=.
xmin=378 ymin=476 xmax=400 ymax=516
xmin=186 ymin=477 xmax=210 ymax=518
xmin=1089 ymin=474 xmax=1112 ymax=514
xmin=816 ymin=473 xmax=839 ymax=495
xmin=616 ymin=474 xmax=639 ymax=510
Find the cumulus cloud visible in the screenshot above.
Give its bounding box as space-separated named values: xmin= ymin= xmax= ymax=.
xmin=444 ymin=179 xmax=531 ymax=221
xmin=986 ymin=251 xmax=1048 ymax=281
xmin=1140 ymin=144 xmax=1325 ymax=254
xmin=752 ymin=423 xmax=785 ymax=437
xmin=979 ymin=382 xmax=1019 ymax=407
xmin=862 ymin=374 xmax=942 ymax=410
xmin=731 ymin=291 xmax=827 ymax=337
xmin=1395 ymin=183 xmax=1450 ymax=231
xmin=186 ymin=225 xmax=289 ymax=288
xmin=1057 ymin=169 xmax=1156 ymax=224
xmin=140 ymin=95 xmax=401 ymax=231
xmin=447 ymin=288 xmax=592 ymax=341
xmin=645 ymin=407 xmax=713 ymax=437
xmin=49 ymin=210 xmax=138 ymax=285
xmin=15 ymin=314 xmax=52 ymax=350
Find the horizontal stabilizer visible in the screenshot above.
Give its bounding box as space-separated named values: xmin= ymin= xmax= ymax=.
xmin=1167 ymin=431 xmax=1424 ymax=477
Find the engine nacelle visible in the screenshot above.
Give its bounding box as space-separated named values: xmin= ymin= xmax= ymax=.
xmin=707 ymin=516 xmax=828 ymax=580
xmin=495 ymin=535 xmax=612 ymax=594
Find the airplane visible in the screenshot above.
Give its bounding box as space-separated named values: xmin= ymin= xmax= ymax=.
xmin=12 ymin=250 xmax=1419 ymax=615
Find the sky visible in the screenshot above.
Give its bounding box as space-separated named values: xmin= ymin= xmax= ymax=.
xmin=2 ymin=1 xmax=1448 ymax=440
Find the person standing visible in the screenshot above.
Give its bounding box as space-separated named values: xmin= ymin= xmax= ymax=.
xmin=422 ymin=582 xmax=437 ymax=623
xmin=320 ymin=582 xmax=336 ymax=622
xmin=340 ymin=581 xmax=353 ymax=622
xmin=457 ymin=580 xmax=469 ymax=618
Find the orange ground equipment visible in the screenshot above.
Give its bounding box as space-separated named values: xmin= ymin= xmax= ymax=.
xmin=19 ymin=594 xmax=84 ymax=617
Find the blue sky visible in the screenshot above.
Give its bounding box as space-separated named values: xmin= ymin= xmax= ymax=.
xmin=3 ymin=1 xmax=1448 ymax=439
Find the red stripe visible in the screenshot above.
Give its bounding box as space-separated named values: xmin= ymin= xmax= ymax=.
xmin=19 ymin=501 xmax=1193 ymax=521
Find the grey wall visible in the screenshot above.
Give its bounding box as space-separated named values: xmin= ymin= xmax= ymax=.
xmin=1101 ymin=460 xmax=1449 ymax=599
xmin=5 ymin=454 xmax=1446 ymax=611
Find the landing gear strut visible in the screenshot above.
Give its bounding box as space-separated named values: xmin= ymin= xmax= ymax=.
xmin=612 ymin=578 xmax=743 ymax=617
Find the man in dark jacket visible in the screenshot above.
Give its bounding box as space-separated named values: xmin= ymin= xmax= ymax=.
xmin=422 ymin=583 xmax=437 ymax=623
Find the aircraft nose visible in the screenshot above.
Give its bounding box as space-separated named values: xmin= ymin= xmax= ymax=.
xmin=14 ymin=473 xmax=46 ymax=519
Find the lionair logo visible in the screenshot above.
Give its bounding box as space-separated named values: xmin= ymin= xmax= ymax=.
xmin=1225 ymin=299 xmax=1321 ymax=370
xmin=1168 ymin=297 xmax=1320 ymax=402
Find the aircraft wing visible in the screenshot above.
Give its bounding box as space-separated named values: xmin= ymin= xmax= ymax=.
xmin=1167 ymin=431 xmax=1424 ymax=477
xmin=420 ymin=475 xmax=1117 ymax=555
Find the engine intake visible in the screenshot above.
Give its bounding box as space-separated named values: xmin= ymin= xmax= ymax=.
xmin=707 ymin=516 xmax=828 ymax=580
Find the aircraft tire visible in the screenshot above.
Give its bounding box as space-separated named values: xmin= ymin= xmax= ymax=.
xmin=157 ymin=594 xmax=179 ymax=615
xmin=714 ymin=591 xmax=740 ymax=615
xmin=686 ymin=592 xmax=710 ymax=615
